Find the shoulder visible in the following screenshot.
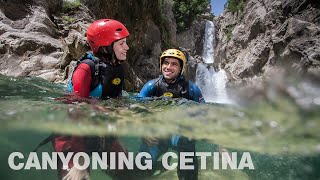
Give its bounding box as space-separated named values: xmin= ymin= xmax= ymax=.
xmin=142 ymin=79 xmax=157 ymax=90
xmin=138 ymin=79 xmax=157 ymax=97
xmin=188 ymin=80 xmax=198 ymax=89
xmin=78 ymin=52 xmax=97 ymax=69
xmin=80 ymin=59 xmax=95 ymax=68
xmin=74 ymin=63 xmax=92 ymax=75
xmin=187 ymin=81 xmax=201 ymax=94
xmin=188 ymin=81 xmax=205 ymax=103
xmin=145 ymin=79 xmax=156 ymax=86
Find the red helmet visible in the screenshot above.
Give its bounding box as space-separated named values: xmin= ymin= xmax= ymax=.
xmin=86 ymin=19 xmax=129 ymax=53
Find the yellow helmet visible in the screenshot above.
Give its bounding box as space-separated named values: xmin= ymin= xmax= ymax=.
xmin=160 ymin=49 xmax=187 ymax=74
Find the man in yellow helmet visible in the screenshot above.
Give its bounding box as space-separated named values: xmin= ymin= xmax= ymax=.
xmin=138 ymin=49 xmax=204 ymax=180
xmin=139 ymin=48 xmax=204 ymax=102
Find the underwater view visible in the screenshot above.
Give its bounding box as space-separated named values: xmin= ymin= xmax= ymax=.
xmin=0 ymin=74 xmax=319 ymax=180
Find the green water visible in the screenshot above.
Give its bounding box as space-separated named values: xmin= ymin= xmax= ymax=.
xmin=0 ymin=74 xmax=319 ymax=179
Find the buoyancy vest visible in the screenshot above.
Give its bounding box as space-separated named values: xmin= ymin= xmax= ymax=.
xmin=100 ymin=61 xmax=124 ymax=98
xmin=153 ymin=76 xmax=190 ymax=99
xmin=68 ymin=52 xmax=124 ymax=98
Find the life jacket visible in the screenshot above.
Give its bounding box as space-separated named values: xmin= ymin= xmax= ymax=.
xmin=68 ymin=52 xmax=124 ymax=98
xmin=99 ymin=59 xmax=124 ymax=98
xmin=153 ymin=76 xmax=190 ymax=99
xmin=34 ymin=53 xmax=125 ymax=152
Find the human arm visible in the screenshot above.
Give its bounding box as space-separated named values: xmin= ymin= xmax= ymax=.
xmin=188 ymin=81 xmax=205 ymax=103
xmin=62 ymin=156 xmax=90 ymax=180
xmin=138 ymin=79 xmax=156 ymax=98
xmin=53 ymin=136 xmax=88 ymax=180
xmin=72 ymin=63 xmax=92 ymax=98
xmin=142 ymin=136 xmax=159 ymax=145
xmin=139 ymin=79 xmax=159 ymax=145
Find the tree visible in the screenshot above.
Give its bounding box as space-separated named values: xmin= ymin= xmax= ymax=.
xmin=173 ymin=0 xmax=210 ymax=32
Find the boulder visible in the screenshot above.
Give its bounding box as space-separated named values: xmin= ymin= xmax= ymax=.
xmin=215 ymin=0 xmax=320 ymax=83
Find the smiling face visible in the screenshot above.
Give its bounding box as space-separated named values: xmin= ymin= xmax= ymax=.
xmin=113 ymin=38 xmax=129 ymax=61
xmin=161 ymin=57 xmax=182 ymax=81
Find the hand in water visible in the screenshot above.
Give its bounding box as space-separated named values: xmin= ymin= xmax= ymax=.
xmin=62 ymin=167 xmax=90 ymax=180
xmin=142 ymin=136 xmax=159 ymax=146
xmin=62 ymin=157 xmax=90 ymax=180
xmin=55 ymin=94 xmax=101 ymax=104
xmin=219 ymin=145 xmax=232 ymax=162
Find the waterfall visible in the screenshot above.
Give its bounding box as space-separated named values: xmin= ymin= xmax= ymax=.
xmin=202 ymin=21 xmax=214 ymax=64
xmin=195 ymin=20 xmax=231 ymax=104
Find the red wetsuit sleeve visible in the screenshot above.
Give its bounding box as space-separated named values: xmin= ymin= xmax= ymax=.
xmin=53 ymin=136 xmax=86 ymax=152
xmin=53 ymin=136 xmax=87 ymax=179
xmin=72 ymin=63 xmax=92 ymax=97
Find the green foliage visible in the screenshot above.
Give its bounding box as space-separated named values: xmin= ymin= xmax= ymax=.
xmin=63 ymin=0 xmax=82 ymax=12
xmin=226 ymin=0 xmax=245 ymax=13
xmin=224 ymin=24 xmax=235 ymax=41
xmin=173 ymin=0 xmax=210 ymax=32
xmin=62 ymin=15 xmax=76 ymax=24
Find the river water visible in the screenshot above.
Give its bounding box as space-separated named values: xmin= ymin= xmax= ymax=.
xmin=0 ymin=74 xmax=319 ymax=179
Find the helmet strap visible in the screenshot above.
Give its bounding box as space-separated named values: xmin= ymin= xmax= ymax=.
xmin=178 ymin=59 xmax=183 ymax=75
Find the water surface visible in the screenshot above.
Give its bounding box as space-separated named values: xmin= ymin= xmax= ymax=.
xmin=0 ymin=74 xmax=319 ymax=179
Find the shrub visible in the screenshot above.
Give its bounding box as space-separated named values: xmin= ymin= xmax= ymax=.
xmin=173 ymin=0 xmax=210 ymax=32
xmin=63 ymin=0 xmax=82 ymax=12
xmin=62 ymin=15 xmax=76 ymax=24
xmin=226 ymin=0 xmax=245 ymax=13
xmin=225 ymin=24 xmax=235 ymax=41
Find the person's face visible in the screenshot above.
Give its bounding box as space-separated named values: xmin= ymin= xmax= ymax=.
xmin=113 ymin=38 xmax=129 ymax=61
xmin=161 ymin=57 xmax=181 ymax=80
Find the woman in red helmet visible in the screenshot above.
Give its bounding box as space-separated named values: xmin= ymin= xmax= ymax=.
xmin=53 ymin=19 xmax=130 ymax=180
xmin=69 ymin=18 xmax=130 ymax=98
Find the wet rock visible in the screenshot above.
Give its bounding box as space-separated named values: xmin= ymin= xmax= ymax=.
xmin=61 ymin=29 xmax=89 ymax=68
xmin=227 ymin=35 xmax=271 ymax=78
xmin=0 ymin=2 xmax=64 ymax=81
xmin=216 ymin=0 xmax=320 ymax=81
xmin=132 ymin=20 xmax=162 ymax=81
xmin=177 ymin=20 xmax=206 ymax=56
xmin=31 ymin=69 xmax=63 ymax=82
xmin=0 ymin=0 xmax=202 ymax=91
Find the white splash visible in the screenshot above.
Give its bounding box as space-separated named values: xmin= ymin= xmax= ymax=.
xmin=196 ymin=64 xmax=231 ymax=104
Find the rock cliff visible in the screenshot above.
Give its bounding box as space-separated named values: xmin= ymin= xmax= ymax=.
xmin=0 ymin=0 xmax=188 ymax=91
xmin=215 ymin=0 xmax=320 ymax=84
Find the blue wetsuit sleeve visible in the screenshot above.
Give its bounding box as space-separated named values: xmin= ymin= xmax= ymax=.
xmin=188 ymin=81 xmax=205 ymax=103
xmin=138 ymin=80 xmax=156 ymax=97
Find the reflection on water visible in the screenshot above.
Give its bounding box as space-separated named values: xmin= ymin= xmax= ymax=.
xmin=0 ymin=74 xmax=319 ymax=179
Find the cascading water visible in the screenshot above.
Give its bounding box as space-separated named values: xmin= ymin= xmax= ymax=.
xmin=195 ymin=20 xmax=231 ymax=104
xmin=202 ymin=20 xmax=214 ymax=64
